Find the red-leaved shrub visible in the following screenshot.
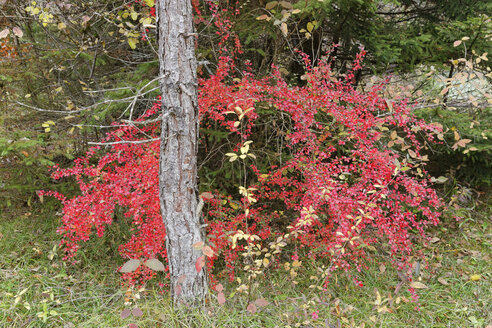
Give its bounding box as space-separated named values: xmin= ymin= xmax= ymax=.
xmin=40 ymin=52 xmax=443 ymax=289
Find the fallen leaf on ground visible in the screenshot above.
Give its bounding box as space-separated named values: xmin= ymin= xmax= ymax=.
xmin=247 ymin=303 xmax=257 ymax=314
xmin=470 ymin=274 xmax=481 ymax=281
xmin=438 ymin=277 xmax=449 ymax=285
xmin=217 ymin=292 xmax=226 ymax=305
xmin=409 ymin=281 xmax=428 ymax=289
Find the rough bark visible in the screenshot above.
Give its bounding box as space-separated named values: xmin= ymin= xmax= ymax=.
xmin=157 ymin=0 xmax=207 ymax=304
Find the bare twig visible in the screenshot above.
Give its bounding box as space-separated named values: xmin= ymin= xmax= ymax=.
xmin=87 ymin=137 xmax=160 ymax=146
xmin=15 ymin=85 xmax=159 ymax=114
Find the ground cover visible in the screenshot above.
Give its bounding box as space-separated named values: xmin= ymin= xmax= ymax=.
xmin=0 ymin=199 xmax=490 ymax=328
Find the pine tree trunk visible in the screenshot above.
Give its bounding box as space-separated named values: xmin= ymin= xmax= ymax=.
xmin=157 ymin=0 xmax=207 ymax=304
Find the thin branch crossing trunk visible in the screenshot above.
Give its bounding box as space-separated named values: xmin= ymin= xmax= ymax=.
xmin=157 ymin=0 xmax=207 ymax=304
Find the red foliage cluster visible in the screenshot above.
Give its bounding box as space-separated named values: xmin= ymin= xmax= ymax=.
xmin=0 ymin=39 xmax=21 ymax=58
xmin=40 ymin=52 xmax=443 ymax=288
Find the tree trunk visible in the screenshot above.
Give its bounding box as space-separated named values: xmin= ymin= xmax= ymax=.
xmin=157 ymin=0 xmax=207 ymax=304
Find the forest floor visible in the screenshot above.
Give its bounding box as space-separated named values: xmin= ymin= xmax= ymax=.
xmin=0 ymin=198 xmax=490 ymax=328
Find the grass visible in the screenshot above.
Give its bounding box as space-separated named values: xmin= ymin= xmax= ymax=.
xmin=0 ymin=202 xmax=490 ymax=328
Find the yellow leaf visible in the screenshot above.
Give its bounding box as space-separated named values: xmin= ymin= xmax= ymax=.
xmin=280 ymin=22 xmax=288 ymax=37
xmin=131 ymin=12 xmax=138 ymax=21
xmin=470 ymin=274 xmax=481 ymax=281
xmin=374 ymin=290 xmax=382 ymax=305
xmin=202 ymin=245 xmax=214 ymax=258
xmin=144 ymin=0 xmax=155 ymax=7
xmin=409 ymin=281 xmax=428 ymax=289
xmin=128 ymin=38 xmax=138 ymax=49
xmin=240 ymin=144 xmax=250 ymax=154
xmin=142 ymin=17 xmax=153 ymax=26
xmin=292 ymin=260 xmax=301 ymax=268
xmin=438 ymin=277 xmax=449 ymax=285
xmin=193 ymin=241 xmax=204 ymax=250
xmin=307 ymin=22 xmax=314 ymax=33
xmin=57 ymin=22 xmax=66 ymax=30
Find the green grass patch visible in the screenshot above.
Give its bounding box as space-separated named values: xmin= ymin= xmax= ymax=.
xmin=0 ymin=204 xmax=490 ymax=327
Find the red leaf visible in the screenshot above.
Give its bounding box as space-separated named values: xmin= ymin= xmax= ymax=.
xmin=200 ymin=192 xmax=214 ymax=200
xmin=120 ymin=308 xmax=131 ymax=319
xmin=246 ymin=303 xmax=257 ymax=314
xmin=132 ymin=307 xmax=143 ymax=317
xmin=217 ymin=292 xmax=226 ymax=305
xmin=128 ymin=324 xmax=138 ymax=328
xmin=177 ymin=274 xmax=186 ymax=284
xmin=215 ymin=283 xmax=223 ymax=292
xmin=195 ymin=256 xmax=205 ymax=273
xmin=255 ymin=298 xmax=269 ymax=307
xmin=175 ymin=284 xmax=182 ymax=297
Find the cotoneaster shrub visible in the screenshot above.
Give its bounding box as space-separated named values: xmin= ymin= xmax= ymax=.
xmin=40 ymin=52 xmax=444 ymax=292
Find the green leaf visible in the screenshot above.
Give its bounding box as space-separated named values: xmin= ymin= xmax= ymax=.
xmin=265 ymin=1 xmax=278 ymax=10
xmin=144 ymin=258 xmax=165 ymax=271
xmin=119 ymin=259 xmax=140 ymax=273
xmin=433 ymin=176 xmax=448 ymax=183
